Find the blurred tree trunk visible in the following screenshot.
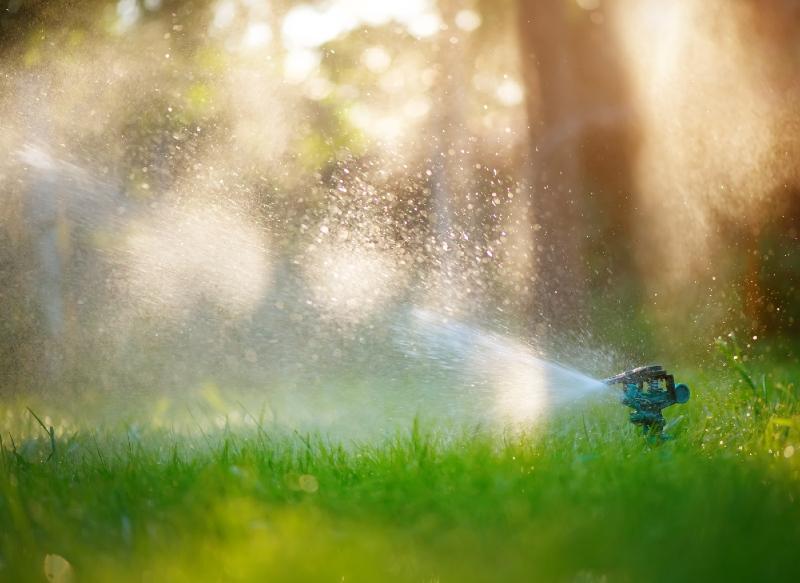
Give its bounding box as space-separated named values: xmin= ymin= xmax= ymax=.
xmin=517 ymin=0 xmax=584 ymax=331
xmin=516 ymin=0 xmax=642 ymax=337
xmin=426 ymin=0 xmax=475 ymax=313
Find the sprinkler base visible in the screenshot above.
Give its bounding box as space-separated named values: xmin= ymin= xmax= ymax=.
xmin=603 ymin=365 xmax=690 ymax=437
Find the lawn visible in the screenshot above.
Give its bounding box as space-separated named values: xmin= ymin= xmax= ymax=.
xmin=2 ymin=348 xmax=800 ymax=582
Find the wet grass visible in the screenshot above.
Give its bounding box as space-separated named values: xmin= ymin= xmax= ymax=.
xmin=2 ymin=356 xmax=800 ymax=582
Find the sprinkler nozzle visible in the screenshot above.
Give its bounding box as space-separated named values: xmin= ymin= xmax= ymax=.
xmin=603 ymin=365 xmax=690 ymax=437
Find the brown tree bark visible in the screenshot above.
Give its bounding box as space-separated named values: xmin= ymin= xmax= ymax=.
xmin=517 ymin=0 xmax=584 ymax=330
xmin=516 ymin=0 xmax=641 ymax=334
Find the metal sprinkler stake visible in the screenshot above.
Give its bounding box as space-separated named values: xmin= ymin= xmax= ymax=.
xmin=603 ymin=365 xmax=690 ymax=437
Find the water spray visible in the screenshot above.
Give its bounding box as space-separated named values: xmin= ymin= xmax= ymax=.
xmin=603 ymin=365 xmax=690 ymax=437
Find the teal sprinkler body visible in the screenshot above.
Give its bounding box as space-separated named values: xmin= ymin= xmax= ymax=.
xmin=603 ymin=365 xmax=690 ymax=436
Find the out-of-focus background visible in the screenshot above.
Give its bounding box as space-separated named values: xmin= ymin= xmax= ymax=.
xmin=1 ymin=0 xmax=798 ymax=418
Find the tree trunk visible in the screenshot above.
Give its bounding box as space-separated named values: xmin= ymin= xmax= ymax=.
xmin=517 ymin=0 xmax=586 ymax=331
xmin=517 ymin=0 xmax=641 ymax=336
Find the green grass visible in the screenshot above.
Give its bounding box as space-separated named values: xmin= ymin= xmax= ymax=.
xmin=2 ymin=355 xmax=800 ymax=582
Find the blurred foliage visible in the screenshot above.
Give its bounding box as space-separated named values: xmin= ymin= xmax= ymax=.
xmin=0 ymin=0 xmax=798 ymax=394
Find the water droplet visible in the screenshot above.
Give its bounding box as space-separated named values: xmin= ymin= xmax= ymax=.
xmin=43 ymin=554 xmax=73 ymax=583
xmin=299 ymin=474 xmax=319 ymax=493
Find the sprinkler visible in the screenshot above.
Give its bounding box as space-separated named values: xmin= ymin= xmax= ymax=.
xmin=603 ymin=365 xmax=690 ymax=436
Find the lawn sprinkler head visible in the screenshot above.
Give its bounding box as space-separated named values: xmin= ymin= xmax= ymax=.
xmin=603 ymin=365 xmax=690 ymax=437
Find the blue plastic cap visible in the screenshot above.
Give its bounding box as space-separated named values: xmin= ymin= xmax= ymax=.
xmin=674 ymin=383 xmax=690 ymax=404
